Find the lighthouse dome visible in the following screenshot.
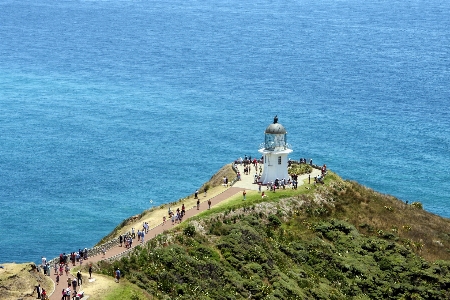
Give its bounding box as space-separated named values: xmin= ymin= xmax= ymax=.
xmin=265 ymin=123 xmax=286 ymax=134
xmin=264 ymin=115 xmax=286 ymax=134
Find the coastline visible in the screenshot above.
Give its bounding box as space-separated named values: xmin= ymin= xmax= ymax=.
xmin=1 ymin=162 xmax=318 ymax=299
xmin=0 ymin=164 xmax=239 ymax=300
xmin=42 ymin=164 xmax=245 ymax=300
xmin=4 ymin=162 xmax=450 ymax=299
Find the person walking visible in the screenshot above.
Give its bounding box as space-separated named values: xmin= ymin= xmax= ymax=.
xmin=208 ymin=199 xmax=211 ymax=210
xmin=77 ymin=270 xmax=82 ymax=286
xmin=243 ymin=190 xmax=246 ymax=200
xmin=72 ymin=278 xmax=77 ymax=293
xmin=197 ymin=198 xmax=200 ymax=210
xmin=115 ymin=268 xmax=121 ymax=283
xmin=35 ymin=284 xmax=41 ymax=299
xmin=89 ymin=265 xmax=92 ymax=279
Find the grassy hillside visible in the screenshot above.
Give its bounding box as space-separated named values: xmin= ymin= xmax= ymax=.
xmin=96 ymin=171 xmax=450 ymax=299
xmin=0 ymin=263 xmax=52 ymax=300
xmin=96 ymin=164 xmax=237 ymax=245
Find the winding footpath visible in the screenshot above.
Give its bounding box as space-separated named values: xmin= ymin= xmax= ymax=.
xmin=47 ymin=186 xmax=247 ymax=299
xmin=46 ymin=163 xmax=320 ymax=299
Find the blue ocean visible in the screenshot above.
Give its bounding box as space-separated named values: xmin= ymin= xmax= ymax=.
xmin=1 ymin=0 xmax=449 ymax=264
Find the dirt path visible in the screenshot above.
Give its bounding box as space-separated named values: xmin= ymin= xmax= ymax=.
xmin=46 ymin=163 xmax=319 ymax=299
xmin=47 ymin=186 xmax=244 ymax=300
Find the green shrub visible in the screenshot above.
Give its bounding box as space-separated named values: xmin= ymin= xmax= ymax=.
xmin=268 ymin=214 xmax=282 ymax=227
xmin=184 ymin=224 xmax=196 ymax=236
xmin=190 ymin=246 xmax=220 ymax=262
xmin=102 ymin=180 xmax=450 ymax=300
xmin=411 ymin=202 xmax=423 ymax=209
xmin=288 ymin=164 xmax=313 ymax=175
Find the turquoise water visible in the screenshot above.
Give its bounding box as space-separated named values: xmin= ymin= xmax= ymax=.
xmin=0 ymin=0 xmax=449 ymax=263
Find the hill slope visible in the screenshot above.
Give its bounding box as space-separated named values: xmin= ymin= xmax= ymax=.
xmin=0 ymin=263 xmax=52 ymax=300
xmin=97 ymin=172 xmax=450 ymax=299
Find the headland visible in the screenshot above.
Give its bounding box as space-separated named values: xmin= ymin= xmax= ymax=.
xmin=2 ymin=161 xmax=450 ymax=299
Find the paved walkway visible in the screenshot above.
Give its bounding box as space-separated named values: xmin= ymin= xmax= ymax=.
xmin=47 ymin=185 xmax=244 ymax=300
xmin=47 ymin=163 xmax=320 ymax=299
xmin=233 ymin=163 xmax=322 ymax=191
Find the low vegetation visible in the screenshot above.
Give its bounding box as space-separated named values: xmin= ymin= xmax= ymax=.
xmin=96 ymin=171 xmax=450 ymax=299
xmin=288 ymin=163 xmax=313 ymax=175
xmin=8 ymin=166 xmax=448 ymax=299
xmin=101 ymin=280 xmax=151 ymax=300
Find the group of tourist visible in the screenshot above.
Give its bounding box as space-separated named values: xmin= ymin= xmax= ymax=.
xmin=265 ymin=178 xmax=292 ymax=191
xmin=236 ymin=154 xmax=329 ymax=193
xmin=298 ymin=157 xmax=313 ymax=165
xmin=36 ymin=252 xmax=87 ymax=299
xmin=39 ymin=256 xmax=52 ymax=277
xmin=56 ymin=249 xmax=88 ymax=267
xmin=142 ymin=222 xmax=150 ymax=233
xmin=222 ymin=176 xmax=229 ymax=186
xmin=60 ymin=285 xmax=84 ymax=300
xmin=35 ymin=284 xmax=47 ymax=300
xmin=37 ymin=250 xmax=88 ymax=299
xmin=243 ymin=164 xmax=252 ymax=175
xmin=168 ymin=204 xmax=186 ymax=225
xmin=312 ymin=164 xmax=327 ymax=184
xmin=118 ymin=220 xmax=153 ymax=249
xmin=68 ymin=250 xmax=88 ymax=266
xmin=238 ymin=155 xmax=262 ymax=175
xmin=314 ymin=174 xmax=325 ymax=184
xmin=236 ymin=155 xmax=263 ymax=166
xmin=119 ymin=233 xmax=134 ymax=248
xmin=235 ymin=156 xmax=263 ymax=183
xmin=38 ymin=215 xmax=157 ymax=298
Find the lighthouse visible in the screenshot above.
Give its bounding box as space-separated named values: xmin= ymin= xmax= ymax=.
xmin=258 ymin=116 xmax=293 ymax=184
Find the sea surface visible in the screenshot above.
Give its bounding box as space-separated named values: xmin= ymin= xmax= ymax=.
xmin=0 ymin=0 xmax=449 ymax=264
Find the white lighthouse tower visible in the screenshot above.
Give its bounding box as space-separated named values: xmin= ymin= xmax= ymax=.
xmin=258 ymin=116 xmax=293 ymax=185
